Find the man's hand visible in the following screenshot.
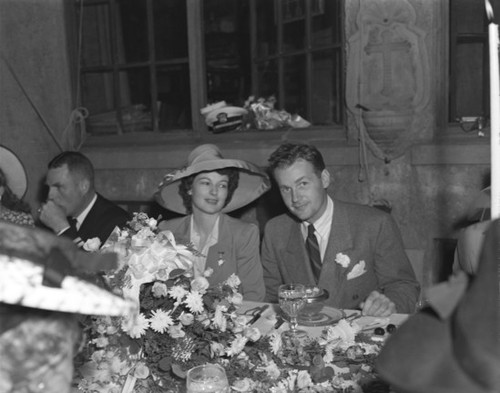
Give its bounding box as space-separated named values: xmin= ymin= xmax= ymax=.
xmin=38 ymin=200 xmax=70 ymax=233
xmin=359 ymin=290 xmax=396 ymax=317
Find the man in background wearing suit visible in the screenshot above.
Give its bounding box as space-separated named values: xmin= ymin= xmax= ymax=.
xmin=261 ymin=143 xmax=419 ymax=316
xmin=39 ymin=151 xmax=130 ymax=248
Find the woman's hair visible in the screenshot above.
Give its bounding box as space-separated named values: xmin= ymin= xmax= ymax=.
xmin=179 ymin=168 xmax=240 ymax=214
xmin=0 ymin=169 xmax=31 ymax=213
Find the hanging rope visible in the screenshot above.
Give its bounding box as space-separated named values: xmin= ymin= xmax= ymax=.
xmin=355 ymin=0 xmax=375 ymax=206
xmin=2 ymin=0 xmax=89 ymax=152
xmin=1 ymin=54 xmax=64 ymax=152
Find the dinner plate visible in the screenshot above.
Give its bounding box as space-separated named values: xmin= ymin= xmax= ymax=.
xmin=298 ymin=307 xmax=346 ymax=327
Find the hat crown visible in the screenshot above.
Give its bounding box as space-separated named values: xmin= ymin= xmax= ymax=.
xmin=188 ymin=144 xmax=224 ymax=166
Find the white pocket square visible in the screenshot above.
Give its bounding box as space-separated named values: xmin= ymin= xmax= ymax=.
xmin=347 ymin=260 xmax=366 ymax=280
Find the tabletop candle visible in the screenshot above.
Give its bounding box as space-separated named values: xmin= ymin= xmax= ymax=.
xmin=486 ymin=0 xmax=500 ymax=219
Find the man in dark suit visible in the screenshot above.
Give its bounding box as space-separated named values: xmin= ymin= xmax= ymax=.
xmin=261 ymin=143 xmax=419 ymax=316
xmin=39 ymin=151 xmax=130 ymax=248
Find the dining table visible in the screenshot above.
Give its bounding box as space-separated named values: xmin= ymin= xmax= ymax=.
xmin=238 ymin=300 xmax=409 ymax=338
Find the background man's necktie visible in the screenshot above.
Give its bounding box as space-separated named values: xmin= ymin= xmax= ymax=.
xmin=68 ymin=217 xmax=78 ymax=231
xmin=306 ymin=224 xmax=322 ymax=282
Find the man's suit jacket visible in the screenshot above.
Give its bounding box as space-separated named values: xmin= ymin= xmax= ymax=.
xmin=261 ymin=199 xmax=419 ymax=313
xmin=160 ymin=213 xmax=265 ymax=301
xmin=63 ymin=194 xmax=130 ymax=246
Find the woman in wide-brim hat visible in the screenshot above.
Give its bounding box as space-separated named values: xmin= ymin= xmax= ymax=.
xmin=156 ymin=144 xmax=270 ymax=301
xmin=0 ymin=145 xmax=34 ymax=226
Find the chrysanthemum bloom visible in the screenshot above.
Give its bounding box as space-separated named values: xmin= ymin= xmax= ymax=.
xmin=149 ymin=309 xmax=173 ymax=333
xmin=169 ymin=285 xmax=188 ymax=302
xmin=122 ymin=313 xmax=149 ymax=338
xmin=184 ymin=291 xmax=204 ymax=313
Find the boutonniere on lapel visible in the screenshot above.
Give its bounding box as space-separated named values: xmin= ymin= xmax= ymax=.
xmin=217 ymin=251 xmax=225 ymax=266
xmin=335 ymin=252 xmax=351 ymax=268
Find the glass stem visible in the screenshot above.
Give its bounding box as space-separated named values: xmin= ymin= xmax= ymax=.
xmin=289 ymin=316 xmax=298 ymax=332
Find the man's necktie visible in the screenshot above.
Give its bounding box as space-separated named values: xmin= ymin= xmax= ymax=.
xmin=68 ymin=217 xmax=78 ymax=231
xmin=306 ymin=224 xmax=322 ymax=282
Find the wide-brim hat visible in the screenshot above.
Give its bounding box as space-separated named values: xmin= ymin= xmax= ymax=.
xmin=0 ymin=221 xmax=135 ymax=317
xmin=0 ymin=145 xmax=28 ymax=198
xmin=375 ymin=219 xmax=500 ymax=393
xmin=155 ymin=144 xmax=270 ymax=214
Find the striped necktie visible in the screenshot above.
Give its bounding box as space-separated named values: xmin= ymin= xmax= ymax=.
xmin=306 ymin=224 xmax=322 ymax=282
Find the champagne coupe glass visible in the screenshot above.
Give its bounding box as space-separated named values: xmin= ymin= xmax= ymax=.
xmin=186 ymin=363 xmax=229 ymax=393
xmin=278 ymin=283 xmax=307 ymax=338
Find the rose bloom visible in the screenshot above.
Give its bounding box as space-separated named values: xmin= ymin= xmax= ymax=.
xmin=243 ymin=326 xmax=261 ymax=341
xmin=190 ymin=277 xmax=209 ymax=293
xmin=210 ymin=342 xmax=225 ymax=357
xmin=133 ymin=362 xmax=150 ymax=379
xmin=225 ymin=274 xmax=241 ymax=289
xmin=147 ymin=218 xmax=157 ymax=230
xmin=232 ymin=378 xmax=253 ymax=392
xmin=296 ymin=370 xmax=313 ymax=389
xmin=155 ymin=268 xmax=170 ymax=281
xmin=179 ymin=312 xmax=194 ymax=326
xmin=83 ymin=237 xmax=101 ymax=252
xmin=203 ymin=267 xmax=214 ymax=277
xmin=152 ymin=282 xmax=168 ymax=298
xmin=230 ymin=292 xmax=243 ymax=305
xmin=168 ymin=324 xmax=185 ymax=339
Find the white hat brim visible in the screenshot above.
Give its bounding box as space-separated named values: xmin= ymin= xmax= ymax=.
xmin=0 ymin=257 xmax=135 ymax=316
xmin=0 ymin=221 xmax=135 ymax=316
xmin=205 ymin=106 xmax=248 ymax=126
xmin=0 ymin=145 xmax=28 ymax=198
xmin=155 ymin=158 xmax=270 ymax=214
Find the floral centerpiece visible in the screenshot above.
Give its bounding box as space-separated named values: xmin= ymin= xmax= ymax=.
xmin=73 ymin=213 xmax=390 ymax=393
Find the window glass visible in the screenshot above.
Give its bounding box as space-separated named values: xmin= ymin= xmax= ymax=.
xmin=312 ymin=49 xmax=342 ymax=125
xmin=283 ymin=55 xmax=306 ymax=116
xmin=153 ymin=0 xmax=188 ymax=60
xmin=118 ymin=0 xmax=149 ymax=64
xmin=255 ymin=0 xmax=277 ymax=58
xmin=81 ymin=3 xmax=112 ymax=68
xmin=157 ymin=64 xmax=192 ymax=130
xmin=311 ymin=0 xmax=341 ymax=48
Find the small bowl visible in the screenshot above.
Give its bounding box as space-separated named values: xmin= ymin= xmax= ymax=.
xmin=299 ymin=287 xmax=329 ymax=321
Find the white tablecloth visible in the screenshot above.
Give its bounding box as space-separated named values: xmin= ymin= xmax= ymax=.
xmin=238 ymin=301 xmax=408 ymax=338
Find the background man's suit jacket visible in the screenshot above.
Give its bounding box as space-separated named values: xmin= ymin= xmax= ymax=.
xmin=261 ymin=199 xmax=419 ymax=313
xmin=160 ymin=213 xmax=265 ymax=301
xmin=63 ymin=194 xmax=130 ymax=246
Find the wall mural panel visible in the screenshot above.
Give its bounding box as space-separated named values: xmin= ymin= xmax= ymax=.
xmin=346 ymin=0 xmax=432 ymax=161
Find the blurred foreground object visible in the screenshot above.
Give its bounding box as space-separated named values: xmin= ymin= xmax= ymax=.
xmin=0 ymin=221 xmax=135 ymax=393
xmin=376 ymin=219 xmax=500 ymax=393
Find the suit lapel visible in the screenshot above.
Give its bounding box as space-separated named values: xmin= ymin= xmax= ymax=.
xmin=78 ymin=195 xmax=102 ymax=241
xmin=318 ymin=201 xmax=354 ymax=301
xmin=284 ymin=221 xmax=316 ymax=285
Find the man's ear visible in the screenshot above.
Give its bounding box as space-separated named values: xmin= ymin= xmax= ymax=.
xmin=321 ymin=169 xmax=331 ymax=189
xmin=79 ymin=178 xmax=90 ymax=194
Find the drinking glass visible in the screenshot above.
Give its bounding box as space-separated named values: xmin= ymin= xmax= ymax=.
xmin=278 ymin=283 xmax=307 ymax=338
xmin=186 ymin=363 xmax=229 ymax=393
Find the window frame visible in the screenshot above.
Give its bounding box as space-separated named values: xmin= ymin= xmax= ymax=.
xmin=71 ymin=0 xmax=346 ymax=145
